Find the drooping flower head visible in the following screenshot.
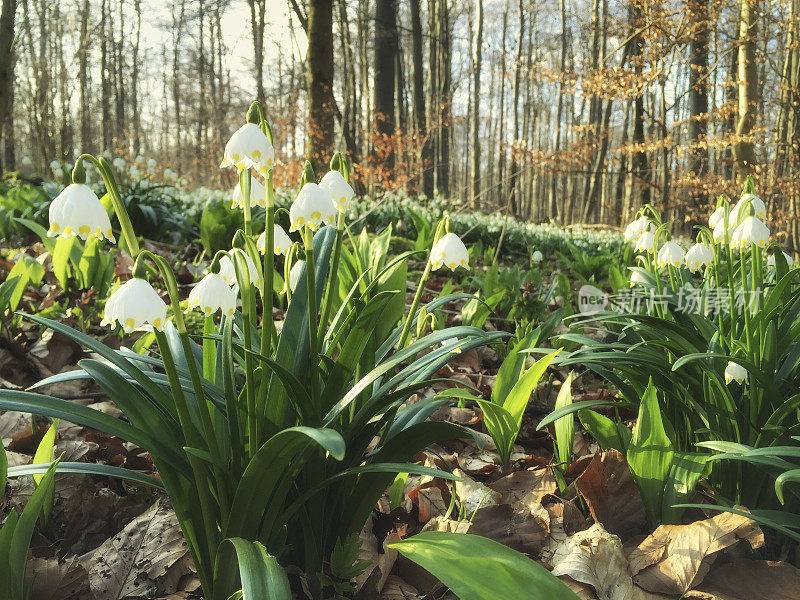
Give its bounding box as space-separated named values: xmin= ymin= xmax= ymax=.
xmin=430 ymin=233 xmax=469 ymax=270
xmin=624 ymin=215 xmax=652 ymax=243
xmin=634 ymin=230 xmax=656 ymax=254
xmin=220 ymin=123 xmax=275 ymax=176
xmin=232 ymin=177 xmax=267 ymax=209
xmin=730 ymin=216 xmax=770 ymax=250
xmin=187 ymin=273 xmax=236 ymax=317
xmin=730 ymin=193 xmax=766 ymax=224
xmin=724 ymin=361 xmax=748 ymax=385
xmin=257 ymin=224 xmax=292 ymax=256
xmin=656 ymin=241 xmax=685 ymax=268
xmin=532 ymin=250 xmax=544 ymax=263
xmin=219 ymin=248 xmax=262 ymax=287
xmin=48 ymin=183 xmax=115 ymax=242
xmin=288 ymin=260 xmax=304 ymax=292
xmin=101 ymin=278 xmax=168 ymax=333
xmin=319 ymin=170 xmax=355 ymax=212
xmin=684 ymin=243 xmax=713 ymax=272
xmin=709 ymin=206 xmax=726 ymax=230
xmin=289 ymin=183 xmax=336 ymax=232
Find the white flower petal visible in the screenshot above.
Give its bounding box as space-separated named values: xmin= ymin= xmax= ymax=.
xmin=102 ymin=278 xmax=168 ymax=333
xmin=430 ymin=233 xmax=469 ymax=271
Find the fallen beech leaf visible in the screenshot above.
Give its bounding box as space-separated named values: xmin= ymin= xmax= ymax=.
xmin=469 ymin=503 xmax=549 ymax=555
xmin=379 ymin=574 xmax=418 ymax=600
xmin=685 ymin=558 xmax=800 ymax=600
xmin=26 ymin=556 xmax=91 ymax=600
xmin=80 ymin=499 xmax=190 ymax=600
xmin=575 ymin=449 xmax=647 ymax=540
xmin=453 ymin=468 xmax=501 ymax=515
xmin=488 ymin=467 xmax=557 ymax=511
xmin=628 ymin=511 xmax=764 ymax=596
xmin=549 ymin=523 xmax=636 ymax=600
xmin=355 ymin=519 xmax=399 ymax=597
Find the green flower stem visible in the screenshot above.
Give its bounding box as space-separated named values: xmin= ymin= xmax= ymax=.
xmin=233 ymin=250 xmax=259 ymax=456
xmin=203 ymin=316 xmax=216 ymax=381
xmin=303 ymin=227 xmax=320 ymax=409
xmin=319 ymin=211 xmax=345 ymax=345
xmin=75 ymin=153 xmax=140 ymax=257
xmin=154 ymin=329 xmax=217 ymax=587
xmin=239 ymin=169 xmax=253 ymax=238
xmin=134 ymin=251 xmax=219 ymax=458
xmin=397 ymin=219 xmax=447 ymax=351
xmin=261 ymin=172 xmax=278 ymax=353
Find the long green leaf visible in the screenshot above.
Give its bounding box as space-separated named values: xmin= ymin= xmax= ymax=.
xmin=213 ymin=538 xmax=291 ymax=600
xmin=388 ymin=532 xmax=579 ymax=600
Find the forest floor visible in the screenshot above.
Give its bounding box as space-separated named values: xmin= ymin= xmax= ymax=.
xmin=1 ymin=241 xmax=799 ymax=600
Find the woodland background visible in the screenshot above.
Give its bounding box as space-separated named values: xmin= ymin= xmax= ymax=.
xmin=0 ymin=0 xmax=798 ymax=244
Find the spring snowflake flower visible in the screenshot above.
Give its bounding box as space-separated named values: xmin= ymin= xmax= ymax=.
xmin=724 ymin=361 xmax=748 ymax=385
xmin=232 ymin=177 xmax=267 ymax=209
xmin=629 ymin=269 xmax=648 ymax=286
xmin=218 ymin=248 xmax=262 ymax=287
xmin=187 ymin=273 xmax=236 ymax=317
xmin=730 ymin=193 xmax=766 ymax=224
xmin=730 ymin=216 xmax=770 ymax=249
xmin=288 ymin=260 xmax=304 ymax=292
xmin=767 ymin=251 xmax=794 ymax=269
xmin=624 ymin=216 xmax=651 ymax=243
xmin=712 ymin=218 xmax=735 ymax=244
xmin=634 ymin=230 xmax=656 ymax=254
xmin=430 ymin=233 xmax=469 ymax=270
xmin=289 ymin=183 xmax=336 ymax=231
xmin=657 ymin=241 xmax=685 ymax=268
xmin=684 ymin=243 xmax=713 ymax=272
xmin=532 ymin=250 xmax=543 ymax=263
xmin=48 ymin=183 xmax=115 ymax=242
xmin=101 ymin=278 xmax=168 ymax=333
xmin=220 ymin=123 xmax=274 ymax=176
xmin=257 ymin=224 xmax=292 ymax=256
xmin=709 ymin=206 xmax=726 ymax=229
xmin=319 ymin=170 xmax=355 ymax=212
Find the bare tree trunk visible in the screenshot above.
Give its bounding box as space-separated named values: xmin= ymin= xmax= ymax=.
xmin=411 ymin=0 xmax=432 ymax=196
xmin=373 ymin=0 xmax=397 ymax=173
xmin=307 ymin=0 xmax=335 ymax=170
xmin=0 ymin=0 xmax=16 ymax=171
xmin=733 ymin=0 xmax=759 ymax=178
xmin=470 ymin=0 xmax=483 ymax=206
xmin=688 ymin=0 xmax=709 ymax=208
xmin=131 ymin=0 xmax=142 ymax=155
xmin=247 ymin=0 xmax=266 ymax=104
xmin=508 ymin=0 xmax=524 ymax=217
xmin=77 ymin=0 xmax=91 ymax=153
xmin=630 ymin=0 xmax=649 ymax=207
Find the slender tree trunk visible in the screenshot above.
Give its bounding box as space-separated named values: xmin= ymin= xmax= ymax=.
xmin=0 ymin=0 xmax=16 ymax=171
xmin=688 ymin=0 xmax=709 ymax=208
xmin=373 ymin=0 xmax=397 ymax=173
xmin=470 ymin=0 xmax=483 ymax=206
xmin=307 ymin=0 xmax=335 ymax=170
xmin=411 ymin=0 xmax=432 ymax=196
xmin=733 ymin=0 xmax=759 ymax=178
xmin=630 ymin=0 xmax=649 ymax=206
xmin=248 ymin=0 xmax=266 ymax=104
xmin=508 ymin=0 xmax=524 ymax=217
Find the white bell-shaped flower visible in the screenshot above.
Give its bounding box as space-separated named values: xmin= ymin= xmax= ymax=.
xmin=532 ymin=250 xmax=543 ymax=263
xmin=288 ymin=260 xmax=304 ymax=292
xmin=101 ymin=278 xmax=168 ymax=333
xmin=318 ymin=170 xmax=355 ymax=212
xmin=634 ymin=230 xmax=656 ymax=254
xmin=187 ymin=273 xmax=236 ymax=317
xmin=712 ymin=218 xmax=734 ymax=244
xmin=218 ymin=248 xmax=262 ymax=287
xmin=767 ymin=251 xmax=794 ymax=269
xmin=48 ymin=183 xmax=115 ymax=242
xmin=430 ymin=233 xmax=469 ymax=270
xmin=724 ymin=361 xmax=748 ymax=385
xmin=731 ymin=193 xmax=766 ymax=223
xmin=684 ymin=243 xmax=713 ymax=272
xmin=708 ymin=206 xmax=726 ymax=229
xmin=257 ymin=224 xmax=292 ymax=256
xmin=629 ymin=269 xmax=648 ymax=286
xmin=730 ymin=216 xmax=770 ymax=249
xmin=220 ymin=123 xmax=275 ymax=176
xmin=624 ymin=216 xmax=651 ymax=243
xmin=289 ymin=183 xmax=336 ymax=231
xmin=657 ymin=241 xmax=685 ymax=268
xmin=232 ymin=177 xmax=267 ymax=209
